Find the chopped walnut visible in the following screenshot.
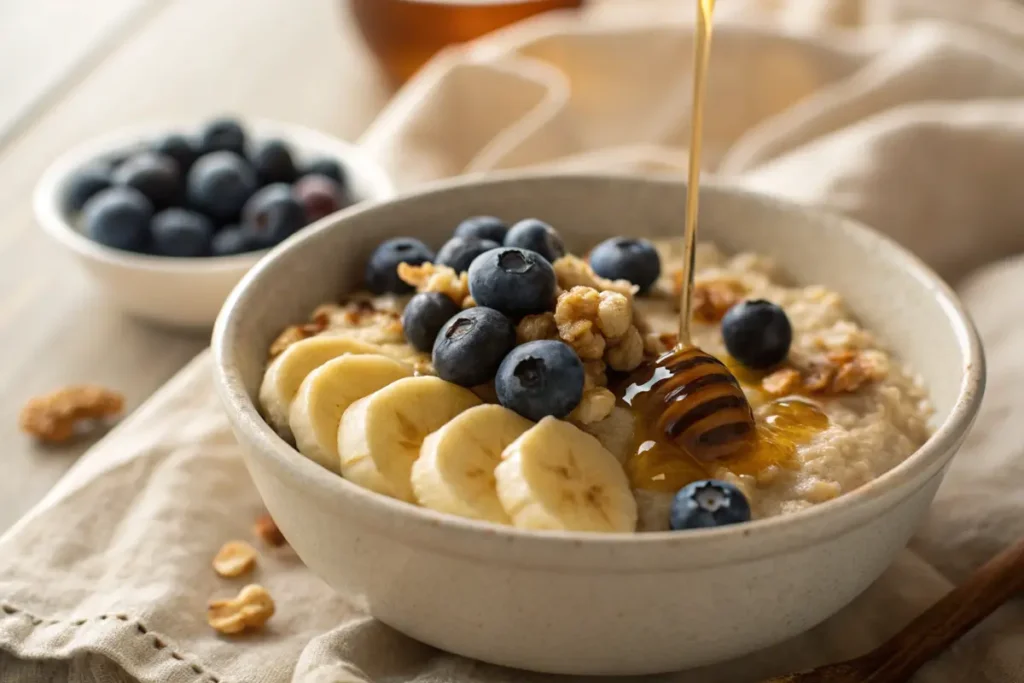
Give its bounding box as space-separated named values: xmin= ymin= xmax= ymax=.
xmin=555 ymin=287 xmax=606 ymax=360
xmin=213 ymin=541 xmax=258 ymax=578
xmin=461 ymin=295 xmax=476 ymax=309
xmin=605 ymin=325 xmax=644 ymax=372
xmin=253 ymin=513 xmax=287 ymax=547
xmin=768 ymin=349 xmax=888 ymax=396
xmin=552 ymin=255 xmax=638 ymax=302
xmin=207 ymin=584 xmax=275 ymax=635
xmin=268 ymin=321 xmax=325 ymax=359
xmin=19 ymin=385 xmax=124 ymax=443
xmin=516 ymin=312 xmax=558 ymax=344
xmin=397 ymin=262 xmax=469 ymax=304
xmin=761 ymin=368 xmax=802 ymax=397
xmin=569 ymin=387 xmax=616 ymax=425
xmin=687 ymin=276 xmax=747 ymax=322
xmin=583 ymin=359 xmax=608 ymax=391
xmin=596 ymin=291 xmax=632 ymax=339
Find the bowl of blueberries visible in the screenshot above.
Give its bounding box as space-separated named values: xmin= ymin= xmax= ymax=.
xmin=34 ymin=116 xmax=394 ymax=328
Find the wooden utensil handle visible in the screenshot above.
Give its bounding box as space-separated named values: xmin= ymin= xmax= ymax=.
xmin=862 ymin=537 xmax=1024 ymax=682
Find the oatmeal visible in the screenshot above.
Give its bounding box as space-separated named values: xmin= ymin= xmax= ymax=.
xmin=257 ymin=220 xmax=931 ymax=534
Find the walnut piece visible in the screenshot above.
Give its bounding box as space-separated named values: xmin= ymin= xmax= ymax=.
xmin=516 ymin=312 xmax=558 ymax=344
xmin=596 ymin=291 xmax=632 ymax=339
xmin=207 ymin=584 xmax=275 ymax=635
xmin=583 ymin=359 xmax=608 ymax=391
xmin=397 ymin=262 xmax=469 ymax=304
xmin=552 ymin=255 xmax=638 ymax=302
xmin=555 ymin=287 xmax=606 ymax=360
xmin=569 ymin=387 xmax=616 ymax=425
xmin=605 ymin=325 xmax=644 ymax=372
xmin=765 ymin=350 xmax=888 ymax=396
xmin=19 ymin=385 xmax=124 ymax=443
xmin=253 ymin=513 xmax=287 ymax=547
xmin=761 ymin=368 xmax=802 ymax=397
xmin=213 ymin=541 xmax=258 ymax=578
xmin=686 ymin=276 xmax=747 ymax=322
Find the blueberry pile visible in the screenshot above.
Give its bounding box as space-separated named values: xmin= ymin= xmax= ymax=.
xmin=66 ymin=117 xmax=355 ymax=258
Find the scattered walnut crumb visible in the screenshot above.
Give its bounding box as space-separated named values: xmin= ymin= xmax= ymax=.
xmin=253 ymin=514 xmax=287 ymax=548
xmin=764 ymin=350 xmax=888 ymax=396
xmin=569 ymin=387 xmax=616 ymax=425
xmin=690 ymin=277 xmax=747 ymax=322
xmin=516 ymin=312 xmax=558 ymax=344
xmin=761 ymin=368 xmax=802 ymax=397
xmin=19 ymin=385 xmax=124 ymax=443
xmin=213 ymin=541 xmax=258 ymax=578
xmin=397 ymin=262 xmax=469 ymax=304
xmin=207 ymin=584 xmax=275 ymax=635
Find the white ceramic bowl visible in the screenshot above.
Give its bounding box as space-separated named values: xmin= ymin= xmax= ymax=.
xmin=34 ymin=119 xmax=394 ymax=328
xmin=211 ymin=173 xmax=984 ymax=676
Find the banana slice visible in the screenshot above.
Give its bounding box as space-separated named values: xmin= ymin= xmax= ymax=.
xmin=289 ymin=354 xmax=413 ymax=473
xmin=259 ymin=336 xmax=383 ymax=440
xmin=495 ymin=417 xmax=638 ymax=533
xmin=412 ymin=405 xmax=534 ymax=524
xmin=339 ymin=376 xmax=481 ymax=502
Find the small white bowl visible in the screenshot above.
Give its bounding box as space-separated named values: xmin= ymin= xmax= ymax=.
xmin=212 ymin=172 xmax=984 ymax=675
xmin=34 ymin=119 xmax=394 ymax=328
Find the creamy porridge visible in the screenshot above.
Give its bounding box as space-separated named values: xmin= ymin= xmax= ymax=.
xmin=257 ymin=220 xmax=932 ymax=534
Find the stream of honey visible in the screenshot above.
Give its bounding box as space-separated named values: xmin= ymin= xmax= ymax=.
xmin=620 ymin=0 xmax=829 ymax=493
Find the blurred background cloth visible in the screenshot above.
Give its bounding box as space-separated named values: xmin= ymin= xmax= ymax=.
xmin=3 ymin=0 xmax=1024 ymax=681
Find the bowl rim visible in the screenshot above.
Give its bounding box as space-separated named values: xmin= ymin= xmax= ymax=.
xmin=32 ymin=118 xmax=395 ymax=273
xmin=212 ymin=170 xmax=985 ymax=561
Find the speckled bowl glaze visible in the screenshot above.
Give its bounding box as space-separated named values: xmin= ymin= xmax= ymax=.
xmin=212 ymin=173 xmax=984 ymax=676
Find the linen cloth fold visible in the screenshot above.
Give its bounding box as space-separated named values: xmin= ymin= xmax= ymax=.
xmin=4 ymin=0 xmax=1024 ymax=681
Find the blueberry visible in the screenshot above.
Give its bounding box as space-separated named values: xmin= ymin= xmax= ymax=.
xmin=151 ymin=208 xmax=213 ymax=257
xmin=293 ymin=174 xmax=343 ymax=223
xmin=467 ymin=247 xmax=556 ymax=318
xmin=503 ymin=218 xmax=565 ymax=264
xmin=111 ymin=152 xmax=181 ymax=209
xmin=721 ymin=299 xmax=792 ymax=370
xmin=211 ymin=225 xmax=257 ymax=256
xmin=65 ymin=164 xmax=112 ymax=212
xmin=432 ymin=307 xmax=516 ymax=387
xmin=669 ymin=480 xmax=751 ymax=530
xmin=364 ymin=238 xmax=434 ymax=295
xmin=82 ymin=187 xmax=153 ymax=252
xmin=589 ymin=237 xmax=661 ymax=293
xmin=302 ymin=157 xmax=345 ymax=184
xmin=241 ymin=183 xmax=306 ymax=249
xmin=402 ymin=292 xmax=462 ymax=353
xmin=495 ymin=340 xmax=584 ymax=421
xmin=186 ymin=151 xmax=258 ymax=222
xmin=197 ymin=116 xmax=247 ymax=155
xmin=453 ymin=215 xmax=508 ymax=244
xmin=434 ymin=236 xmax=499 ymax=273
xmin=153 ymin=134 xmax=198 ymax=173
xmin=249 ymin=138 xmax=297 ymax=185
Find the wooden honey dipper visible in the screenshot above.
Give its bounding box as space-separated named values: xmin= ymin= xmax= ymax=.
xmin=763 ymin=536 xmax=1024 ymax=683
xmin=623 ymin=0 xmax=757 ymax=463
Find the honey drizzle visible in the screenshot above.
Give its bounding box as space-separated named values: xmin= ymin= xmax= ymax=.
xmin=617 ymin=0 xmax=830 ymax=494
xmin=677 ymin=0 xmax=716 ymax=342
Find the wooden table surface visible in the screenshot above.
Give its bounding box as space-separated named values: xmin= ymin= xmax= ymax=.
xmin=0 ymin=0 xmax=390 ymax=531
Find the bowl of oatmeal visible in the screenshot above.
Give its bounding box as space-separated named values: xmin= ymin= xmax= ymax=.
xmin=211 ymin=172 xmax=983 ymax=675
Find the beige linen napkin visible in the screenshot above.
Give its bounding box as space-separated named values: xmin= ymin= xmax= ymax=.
xmin=5 ymin=0 xmax=1024 ymax=681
